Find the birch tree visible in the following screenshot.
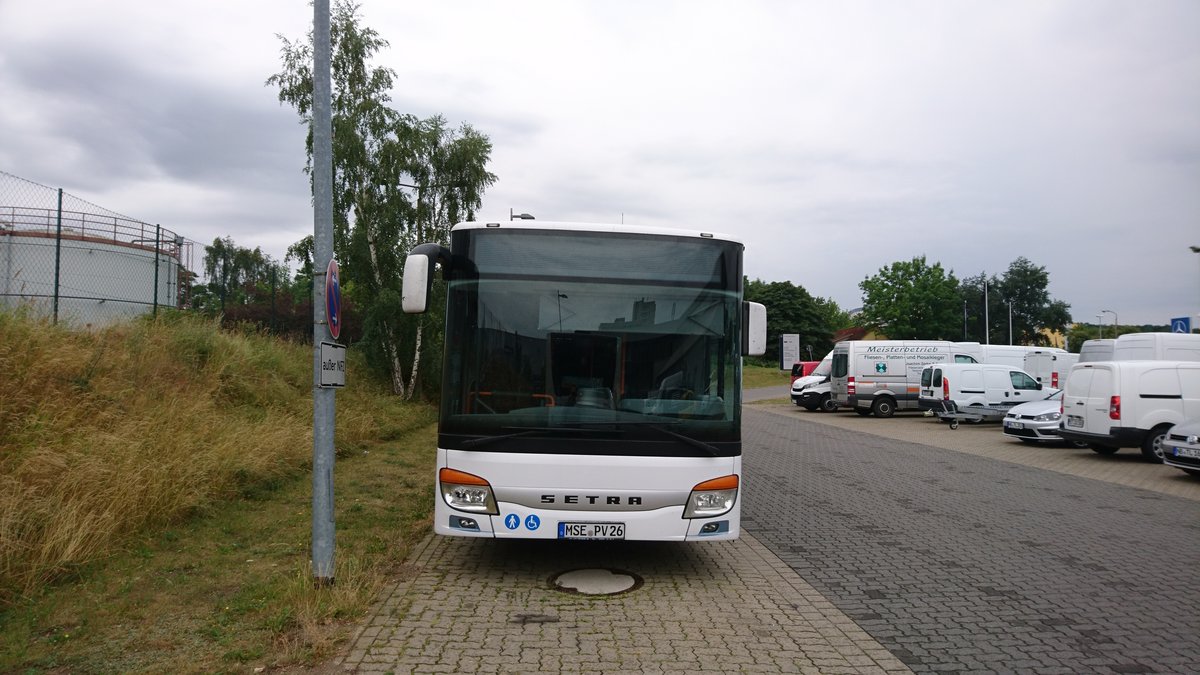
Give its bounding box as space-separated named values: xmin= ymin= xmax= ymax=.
xmin=269 ymin=0 xmax=495 ymax=397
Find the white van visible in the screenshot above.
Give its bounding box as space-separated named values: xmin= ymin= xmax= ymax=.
xmin=790 ymin=352 xmax=832 ymax=400
xmin=1078 ymin=339 xmax=1115 ymax=363
xmin=1023 ymin=350 xmax=1078 ymax=389
xmin=1112 ymin=332 xmax=1200 ymax=362
xmin=1057 ymin=360 xmax=1200 ymax=462
xmin=793 ymin=380 xmax=835 ymax=412
xmin=954 ymin=343 xmax=1068 ymax=369
xmin=830 ymin=340 xmax=979 ymax=417
xmin=790 ymin=352 xmax=835 ymax=411
xmin=918 ymin=363 xmax=1047 ymax=412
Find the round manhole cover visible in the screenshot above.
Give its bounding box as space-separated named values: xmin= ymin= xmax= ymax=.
xmin=550 ymin=568 xmax=642 ymax=596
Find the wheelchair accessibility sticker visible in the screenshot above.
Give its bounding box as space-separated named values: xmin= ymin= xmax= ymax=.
xmin=504 ymin=513 xmax=542 ymax=531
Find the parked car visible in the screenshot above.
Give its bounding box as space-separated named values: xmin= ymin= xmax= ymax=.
xmin=1002 ymin=390 xmax=1087 ymax=447
xmin=1162 ymin=418 xmax=1200 ymax=478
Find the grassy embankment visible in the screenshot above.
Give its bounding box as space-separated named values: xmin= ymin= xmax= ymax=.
xmin=741 ymin=362 xmax=792 ymax=391
xmin=0 ymin=310 xmax=437 ymax=672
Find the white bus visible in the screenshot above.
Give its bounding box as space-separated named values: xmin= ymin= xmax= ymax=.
xmin=402 ymin=221 xmax=766 ymax=541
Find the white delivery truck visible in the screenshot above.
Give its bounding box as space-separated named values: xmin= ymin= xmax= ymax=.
xmin=1057 ymin=360 xmax=1200 ymax=462
xmin=1078 ymin=339 xmax=1115 ymax=363
xmin=953 ymin=343 xmax=1067 ymax=368
xmin=1112 ymin=332 xmax=1200 ymax=362
xmin=1023 ymin=350 xmax=1078 ymax=389
xmin=790 ymin=351 xmax=834 ymax=410
xmin=830 ymin=340 xmax=979 ymax=417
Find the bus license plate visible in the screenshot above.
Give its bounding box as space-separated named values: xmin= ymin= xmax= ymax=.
xmin=558 ymin=522 xmax=625 ymax=540
xmin=1066 ymin=415 xmax=1084 ymax=428
xmin=1174 ymin=446 xmax=1200 ymax=459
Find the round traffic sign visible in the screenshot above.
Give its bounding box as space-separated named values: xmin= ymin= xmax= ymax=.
xmin=325 ymin=258 xmax=342 ymax=341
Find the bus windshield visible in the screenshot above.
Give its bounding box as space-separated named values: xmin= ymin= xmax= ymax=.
xmin=438 ymin=228 xmax=743 ymax=457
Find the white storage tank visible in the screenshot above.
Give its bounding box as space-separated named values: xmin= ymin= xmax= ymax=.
xmin=1 ymin=208 xmax=186 ymax=328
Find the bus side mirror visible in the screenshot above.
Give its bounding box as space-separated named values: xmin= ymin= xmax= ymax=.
xmin=743 ymin=301 xmax=767 ymax=356
xmin=402 ymin=243 xmax=451 ymax=314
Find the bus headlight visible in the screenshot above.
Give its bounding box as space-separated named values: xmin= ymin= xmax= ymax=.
xmin=439 ymin=468 xmax=499 ymax=515
xmin=683 ymin=475 xmax=738 ymax=519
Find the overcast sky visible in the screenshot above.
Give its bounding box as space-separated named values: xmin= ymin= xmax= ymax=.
xmin=2 ymin=1 xmax=1198 ymax=327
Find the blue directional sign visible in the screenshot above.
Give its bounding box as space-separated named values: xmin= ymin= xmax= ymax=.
xmin=1171 ymin=317 xmax=1191 ymax=334
xmin=504 ymin=514 xmax=520 ymax=530
xmin=524 ymin=514 xmax=541 ymax=531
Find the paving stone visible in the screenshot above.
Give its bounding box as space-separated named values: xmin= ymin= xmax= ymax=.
xmin=743 ymin=405 xmax=1200 ymax=674
xmin=337 ymin=518 xmax=909 ymax=672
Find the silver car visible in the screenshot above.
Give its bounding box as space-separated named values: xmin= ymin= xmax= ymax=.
xmin=1002 ymin=390 xmax=1087 ymax=447
xmin=1162 ymin=418 xmax=1200 ymax=478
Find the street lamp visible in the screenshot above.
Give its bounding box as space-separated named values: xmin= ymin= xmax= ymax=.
xmin=1191 ymin=246 xmax=1200 ymax=322
xmin=1096 ymin=314 xmax=1104 ymax=339
xmin=510 ymin=209 xmax=535 ymax=220
xmin=1101 ymin=309 xmax=1118 ymax=338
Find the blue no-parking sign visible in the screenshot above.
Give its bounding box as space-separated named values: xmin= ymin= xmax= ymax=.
xmin=1170 ymin=317 xmax=1191 ymax=334
xmin=326 ymin=258 xmax=342 ymax=341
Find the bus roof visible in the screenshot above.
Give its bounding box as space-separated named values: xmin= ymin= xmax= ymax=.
xmin=451 ymin=221 xmax=743 ymax=246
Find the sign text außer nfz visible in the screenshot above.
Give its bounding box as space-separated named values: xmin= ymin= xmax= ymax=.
xmin=320 ymin=341 xmax=346 ymax=388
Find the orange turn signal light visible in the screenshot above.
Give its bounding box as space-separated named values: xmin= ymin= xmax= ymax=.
xmin=693 ymin=475 xmax=739 ymax=491
xmin=440 ymin=468 xmax=490 ymax=486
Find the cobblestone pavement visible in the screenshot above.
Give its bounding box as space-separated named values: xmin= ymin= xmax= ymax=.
xmin=744 ymin=404 xmax=1200 ymax=673
xmin=339 ymin=530 xmax=909 ymax=673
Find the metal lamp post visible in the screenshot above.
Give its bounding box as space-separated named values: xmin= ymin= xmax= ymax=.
xmin=1191 ymin=246 xmax=1200 ymax=325
xmin=1007 ymin=301 xmax=1013 ymax=345
xmin=1102 ymin=309 xmax=1118 ymax=338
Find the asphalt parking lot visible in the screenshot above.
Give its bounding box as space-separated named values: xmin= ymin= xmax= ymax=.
xmin=755 ymin=400 xmax=1200 ymax=502
xmin=334 ymin=394 xmax=1200 ymax=673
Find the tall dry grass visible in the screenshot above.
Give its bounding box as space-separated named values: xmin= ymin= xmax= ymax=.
xmin=0 ymin=310 xmax=406 ymax=604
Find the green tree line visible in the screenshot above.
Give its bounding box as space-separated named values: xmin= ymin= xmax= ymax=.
xmin=858 ymin=255 xmax=1073 ymax=346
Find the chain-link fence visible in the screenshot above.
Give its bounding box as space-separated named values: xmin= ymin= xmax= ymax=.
xmin=0 ymin=170 xmax=196 ymax=328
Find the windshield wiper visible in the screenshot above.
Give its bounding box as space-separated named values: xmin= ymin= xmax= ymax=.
xmin=642 ymin=423 xmax=722 ymax=457
xmin=458 ymin=425 xmax=596 ymax=449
